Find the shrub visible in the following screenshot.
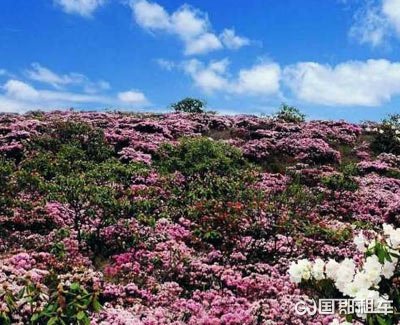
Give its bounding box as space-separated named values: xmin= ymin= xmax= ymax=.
xmin=288 ymin=223 xmax=400 ymax=324
xmin=371 ymin=114 xmax=400 ymax=155
xmin=0 ymin=277 xmax=101 ymax=325
xmin=29 ymin=121 xmax=113 ymax=162
xmin=170 ymin=98 xmax=206 ymax=113
xmin=155 ymin=137 xmax=248 ymax=176
xmin=164 ymin=171 xmax=261 ymax=247
xmin=322 ymin=171 xmax=358 ymax=194
xmin=275 ymin=103 xmax=305 ymax=123
xmin=0 ymin=158 xmax=14 ymax=213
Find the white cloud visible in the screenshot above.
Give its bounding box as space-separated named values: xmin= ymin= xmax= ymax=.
xmin=54 ymin=0 xmax=105 ymax=17
xmin=350 ymin=3 xmax=389 ymax=46
xmin=0 ymin=79 xmax=116 ymax=113
xmin=349 ymin=0 xmax=400 ymax=46
xmin=131 ymin=0 xmax=170 ymax=29
xmin=183 ymin=58 xmax=281 ymax=96
xmin=4 ymin=80 xmax=40 ymax=101
xmin=3 ymin=79 xmax=111 ymax=105
xmin=183 ymin=59 xmax=229 ymax=93
xmin=155 ymin=58 xmax=176 ymax=70
xmin=382 ymin=0 xmax=400 ymax=34
xmin=129 ymin=0 xmax=249 ymax=55
xmin=234 ymin=63 xmax=281 ymax=95
xmin=284 ymin=59 xmax=400 ymax=106
xmin=26 ymin=63 xmax=110 ymax=94
xmin=170 ymin=4 xmax=209 ymax=38
xmin=184 ymin=33 xmax=222 ymax=55
xmin=0 ymin=96 xmax=30 ymax=113
xmin=220 ymin=28 xmax=250 ymax=49
xmin=0 ymin=66 xmax=150 ymax=112
xmin=117 ymin=90 xmax=149 ymax=105
xmin=27 ymin=63 xmax=83 ymax=88
xmin=83 ymin=80 xmax=110 ymax=94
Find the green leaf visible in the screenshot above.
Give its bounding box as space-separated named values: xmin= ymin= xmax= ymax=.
xmin=31 ymin=313 xmax=40 ymax=322
xmin=70 ymin=283 xmax=80 ymax=291
xmin=17 ymin=287 xmax=25 ymax=299
xmin=345 ymin=314 xmax=353 ymax=322
xmin=92 ymin=298 xmax=102 ymax=312
xmin=76 ymin=311 xmax=85 ymax=320
xmin=47 ymin=316 xmax=59 ymax=325
xmin=376 ymin=315 xmax=390 ymax=325
xmin=82 ymin=314 xmax=90 ymax=325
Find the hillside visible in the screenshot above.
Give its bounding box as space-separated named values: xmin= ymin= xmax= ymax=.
xmin=1 ymin=111 xmax=400 ymax=324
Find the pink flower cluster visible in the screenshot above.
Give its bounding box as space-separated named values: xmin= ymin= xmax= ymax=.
xmin=0 ymin=111 xmax=398 ymax=324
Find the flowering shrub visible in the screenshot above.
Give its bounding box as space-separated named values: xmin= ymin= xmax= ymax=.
xmin=1 ymin=111 xmax=400 ymax=324
xmin=155 ymin=137 xmax=248 ymax=176
xmin=289 ymin=223 xmax=400 ymax=324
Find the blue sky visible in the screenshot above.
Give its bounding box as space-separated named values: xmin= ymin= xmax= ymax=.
xmin=1 ymin=0 xmax=400 ymax=121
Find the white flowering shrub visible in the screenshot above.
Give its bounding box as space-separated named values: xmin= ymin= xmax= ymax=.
xmin=288 ymin=223 xmax=400 ymax=324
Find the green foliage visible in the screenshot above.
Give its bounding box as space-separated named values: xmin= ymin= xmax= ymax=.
xmin=32 ymin=282 xmax=101 ymax=325
xmin=0 ymin=277 xmax=101 ymax=325
xmin=15 ymin=121 xmax=150 ymax=253
xmin=336 ymin=143 xmax=360 ymax=166
xmin=267 ymin=181 xmax=351 ymax=245
xmin=45 ymin=169 xmax=132 ymax=251
xmin=302 ymin=223 xmax=352 ymax=245
xmin=371 ymin=114 xmax=400 ymax=155
xmin=0 ymin=158 xmax=15 ymax=215
xmin=155 ymin=137 xmax=248 ymax=177
xmin=0 ymin=285 xmax=16 ymax=325
xmin=85 ymin=158 xmax=148 ymax=186
xmin=322 ymin=168 xmax=359 ymax=193
xmin=164 ymin=170 xmax=263 ymax=247
xmin=50 ymin=228 xmax=71 ymax=259
xmin=28 ymin=121 xmax=113 ymax=162
xmin=170 ymin=97 xmax=206 ymax=113
xmin=275 ymin=103 xmax=305 ymax=123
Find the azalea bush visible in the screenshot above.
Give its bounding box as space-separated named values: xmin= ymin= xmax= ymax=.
xmin=0 ymin=270 xmax=101 ymax=325
xmin=289 ymin=223 xmax=400 ymax=324
xmin=0 ymin=110 xmax=399 ymax=324
xmin=155 ymin=136 xmax=248 ymax=176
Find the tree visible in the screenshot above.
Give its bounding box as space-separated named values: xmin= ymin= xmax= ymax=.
xmin=275 ymin=103 xmax=305 ymax=123
xmin=170 ymin=98 xmax=206 ymax=113
xmin=371 ymin=114 xmax=400 ymax=155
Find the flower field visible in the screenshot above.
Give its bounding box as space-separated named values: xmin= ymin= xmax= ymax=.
xmin=1 ymin=110 xmax=400 ymax=324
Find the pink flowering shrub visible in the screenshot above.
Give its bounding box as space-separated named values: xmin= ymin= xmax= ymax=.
xmin=0 ymin=111 xmax=399 ymax=324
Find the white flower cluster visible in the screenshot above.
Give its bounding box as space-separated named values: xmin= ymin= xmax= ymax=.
xmin=288 ymin=258 xmax=324 ymax=283
xmin=383 ymin=224 xmax=400 ymax=249
xmin=288 ymin=224 xmax=399 ymax=320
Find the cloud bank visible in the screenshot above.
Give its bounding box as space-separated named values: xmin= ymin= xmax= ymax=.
xmin=129 ymin=0 xmax=250 ymax=55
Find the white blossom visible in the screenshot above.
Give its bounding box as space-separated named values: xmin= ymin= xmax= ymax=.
xmin=383 ymin=223 xmax=400 ymax=249
xmin=382 ymin=259 xmax=397 ymax=279
xmin=325 ymin=259 xmax=340 ymax=280
xmin=353 ymin=233 xmax=367 ymax=252
xmin=288 ymin=259 xmax=312 ymax=283
xmin=363 ymin=255 xmax=382 ymax=285
xmin=311 ymin=258 xmax=325 ymax=280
